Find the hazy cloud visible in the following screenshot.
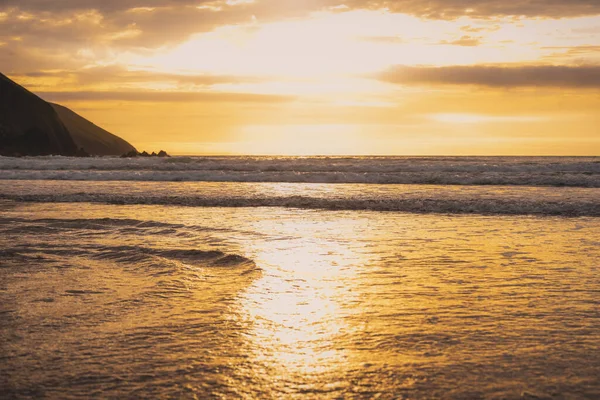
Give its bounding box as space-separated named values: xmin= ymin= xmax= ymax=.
xmin=0 ymin=0 xmax=343 ymax=59
xmin=1 ymin=0 xmax=598 ymax=74
xmin=1 ymin=1 xmax=212 ymax=14
xmin=342 ymin=0 xmax=600 ymax=19
xmin=377 ymin=65 xmax=600 ymax=88
xmin=1 ymin=1 xmax=599 ymax=81
xmin=37 ymin=90 xmax=295 ymax=103
xmin=4 ymin=0 xmax=600 ymax=22
xmin=542 ymin=45 xmax=600 ymax=55
xmin=541 ymin=46 xmax=600 ymax=64
xmin=460 ymin=24 xmax=500 ymax=33
xmin=0 ymin=6 xmax=245 ymax=50
xmin=438 ymin=35 xmax=482 ymax=46
xmin=16 ymin=66 xmax=263 ymax=87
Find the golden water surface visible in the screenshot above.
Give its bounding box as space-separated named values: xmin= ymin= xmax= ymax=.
xmin=1 ymin=200 xmax=599 ymax=399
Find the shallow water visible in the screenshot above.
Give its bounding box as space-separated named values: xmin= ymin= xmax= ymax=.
xmin=1 ymin=201 xmax=599 ymax=399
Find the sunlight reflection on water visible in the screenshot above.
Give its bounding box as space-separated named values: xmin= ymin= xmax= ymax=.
xmin=1 ymin=200 xmax=599 ymax=398
xmin=239 ymin=216 xmax=365 ymax=382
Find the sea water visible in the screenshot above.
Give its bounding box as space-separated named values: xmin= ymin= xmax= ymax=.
xmin=1 ymin=156 xmax=599 ymax=399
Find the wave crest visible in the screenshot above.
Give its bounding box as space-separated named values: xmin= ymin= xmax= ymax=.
xmin=1 ymin=156 xmax=599 ymax=187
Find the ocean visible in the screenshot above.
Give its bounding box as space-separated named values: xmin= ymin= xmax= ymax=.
xmin=1 ymin=156 xmax=599 ymax=399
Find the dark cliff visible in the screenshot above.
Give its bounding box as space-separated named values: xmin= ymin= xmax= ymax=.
xmin=1 ymin=73 xmax=137 ymax=156
xmin=0 ymin=73 xmax=77 ymax=156
xmin=51 ymin=103 xmax=136 ymax=156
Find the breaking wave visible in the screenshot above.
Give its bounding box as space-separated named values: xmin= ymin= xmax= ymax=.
xmin=1 ymin=156 xmax=599 ymax=187
xmin=2 ymin=190 xmax=598 ymax=216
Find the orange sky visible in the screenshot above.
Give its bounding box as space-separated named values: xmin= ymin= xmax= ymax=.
xmin=1 ymin=1 xmax=599 ymax=155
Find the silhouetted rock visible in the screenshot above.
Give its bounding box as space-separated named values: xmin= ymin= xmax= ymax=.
xmin=120 ymin=149 xmax=171 ymax=158
xmin=51 ymin=103 xmax=136 ymax=156
xmin=121 ymin=150 xmax=139 ymax=158
xmin=0 ymin=72 xmax=138 ymax=157
xmin=0 ymin=73 xmax=77 ymax=156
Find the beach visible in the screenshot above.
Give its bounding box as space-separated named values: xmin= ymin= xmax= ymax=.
xmin=1 ymin=156 xmax=599 ymax=398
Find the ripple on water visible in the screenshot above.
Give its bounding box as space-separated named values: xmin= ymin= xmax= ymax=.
xmin=0 ymin=203 xmax=598 ymax=398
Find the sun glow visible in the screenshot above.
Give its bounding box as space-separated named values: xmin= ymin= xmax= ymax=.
xmin=124 ymin=9 xmax=592 ymax=83
xmin=235 ymin=124 xmax=365 ymax=155
xmin=7 ymin=3 xmax=598 ymax=155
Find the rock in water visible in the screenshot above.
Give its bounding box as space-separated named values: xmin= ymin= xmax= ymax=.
xmin=51 ymin=103 xmax=137 ymax=156
xmin=0 ymin=73 xmax=77 ymax=156
xmin=121 ymin=150 xmax=139 ymax=158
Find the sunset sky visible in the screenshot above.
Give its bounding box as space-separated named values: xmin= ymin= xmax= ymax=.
xmin=1 ymin=1 xmax=599 ymax=155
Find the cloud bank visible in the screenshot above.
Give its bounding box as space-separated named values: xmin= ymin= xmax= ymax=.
xmin=5 ymin=0 xmax=600 ymax=18
xmin=37 ymin=90 xmax=294 ymax=103
xmin=377 ymin=65 xmax=600 ymax=88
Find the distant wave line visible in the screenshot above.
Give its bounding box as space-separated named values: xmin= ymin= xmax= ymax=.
xmin=1 ymin=170 xmax=599 ymax=187
xmin=2 ymin=193 xmax=598 ymax=217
